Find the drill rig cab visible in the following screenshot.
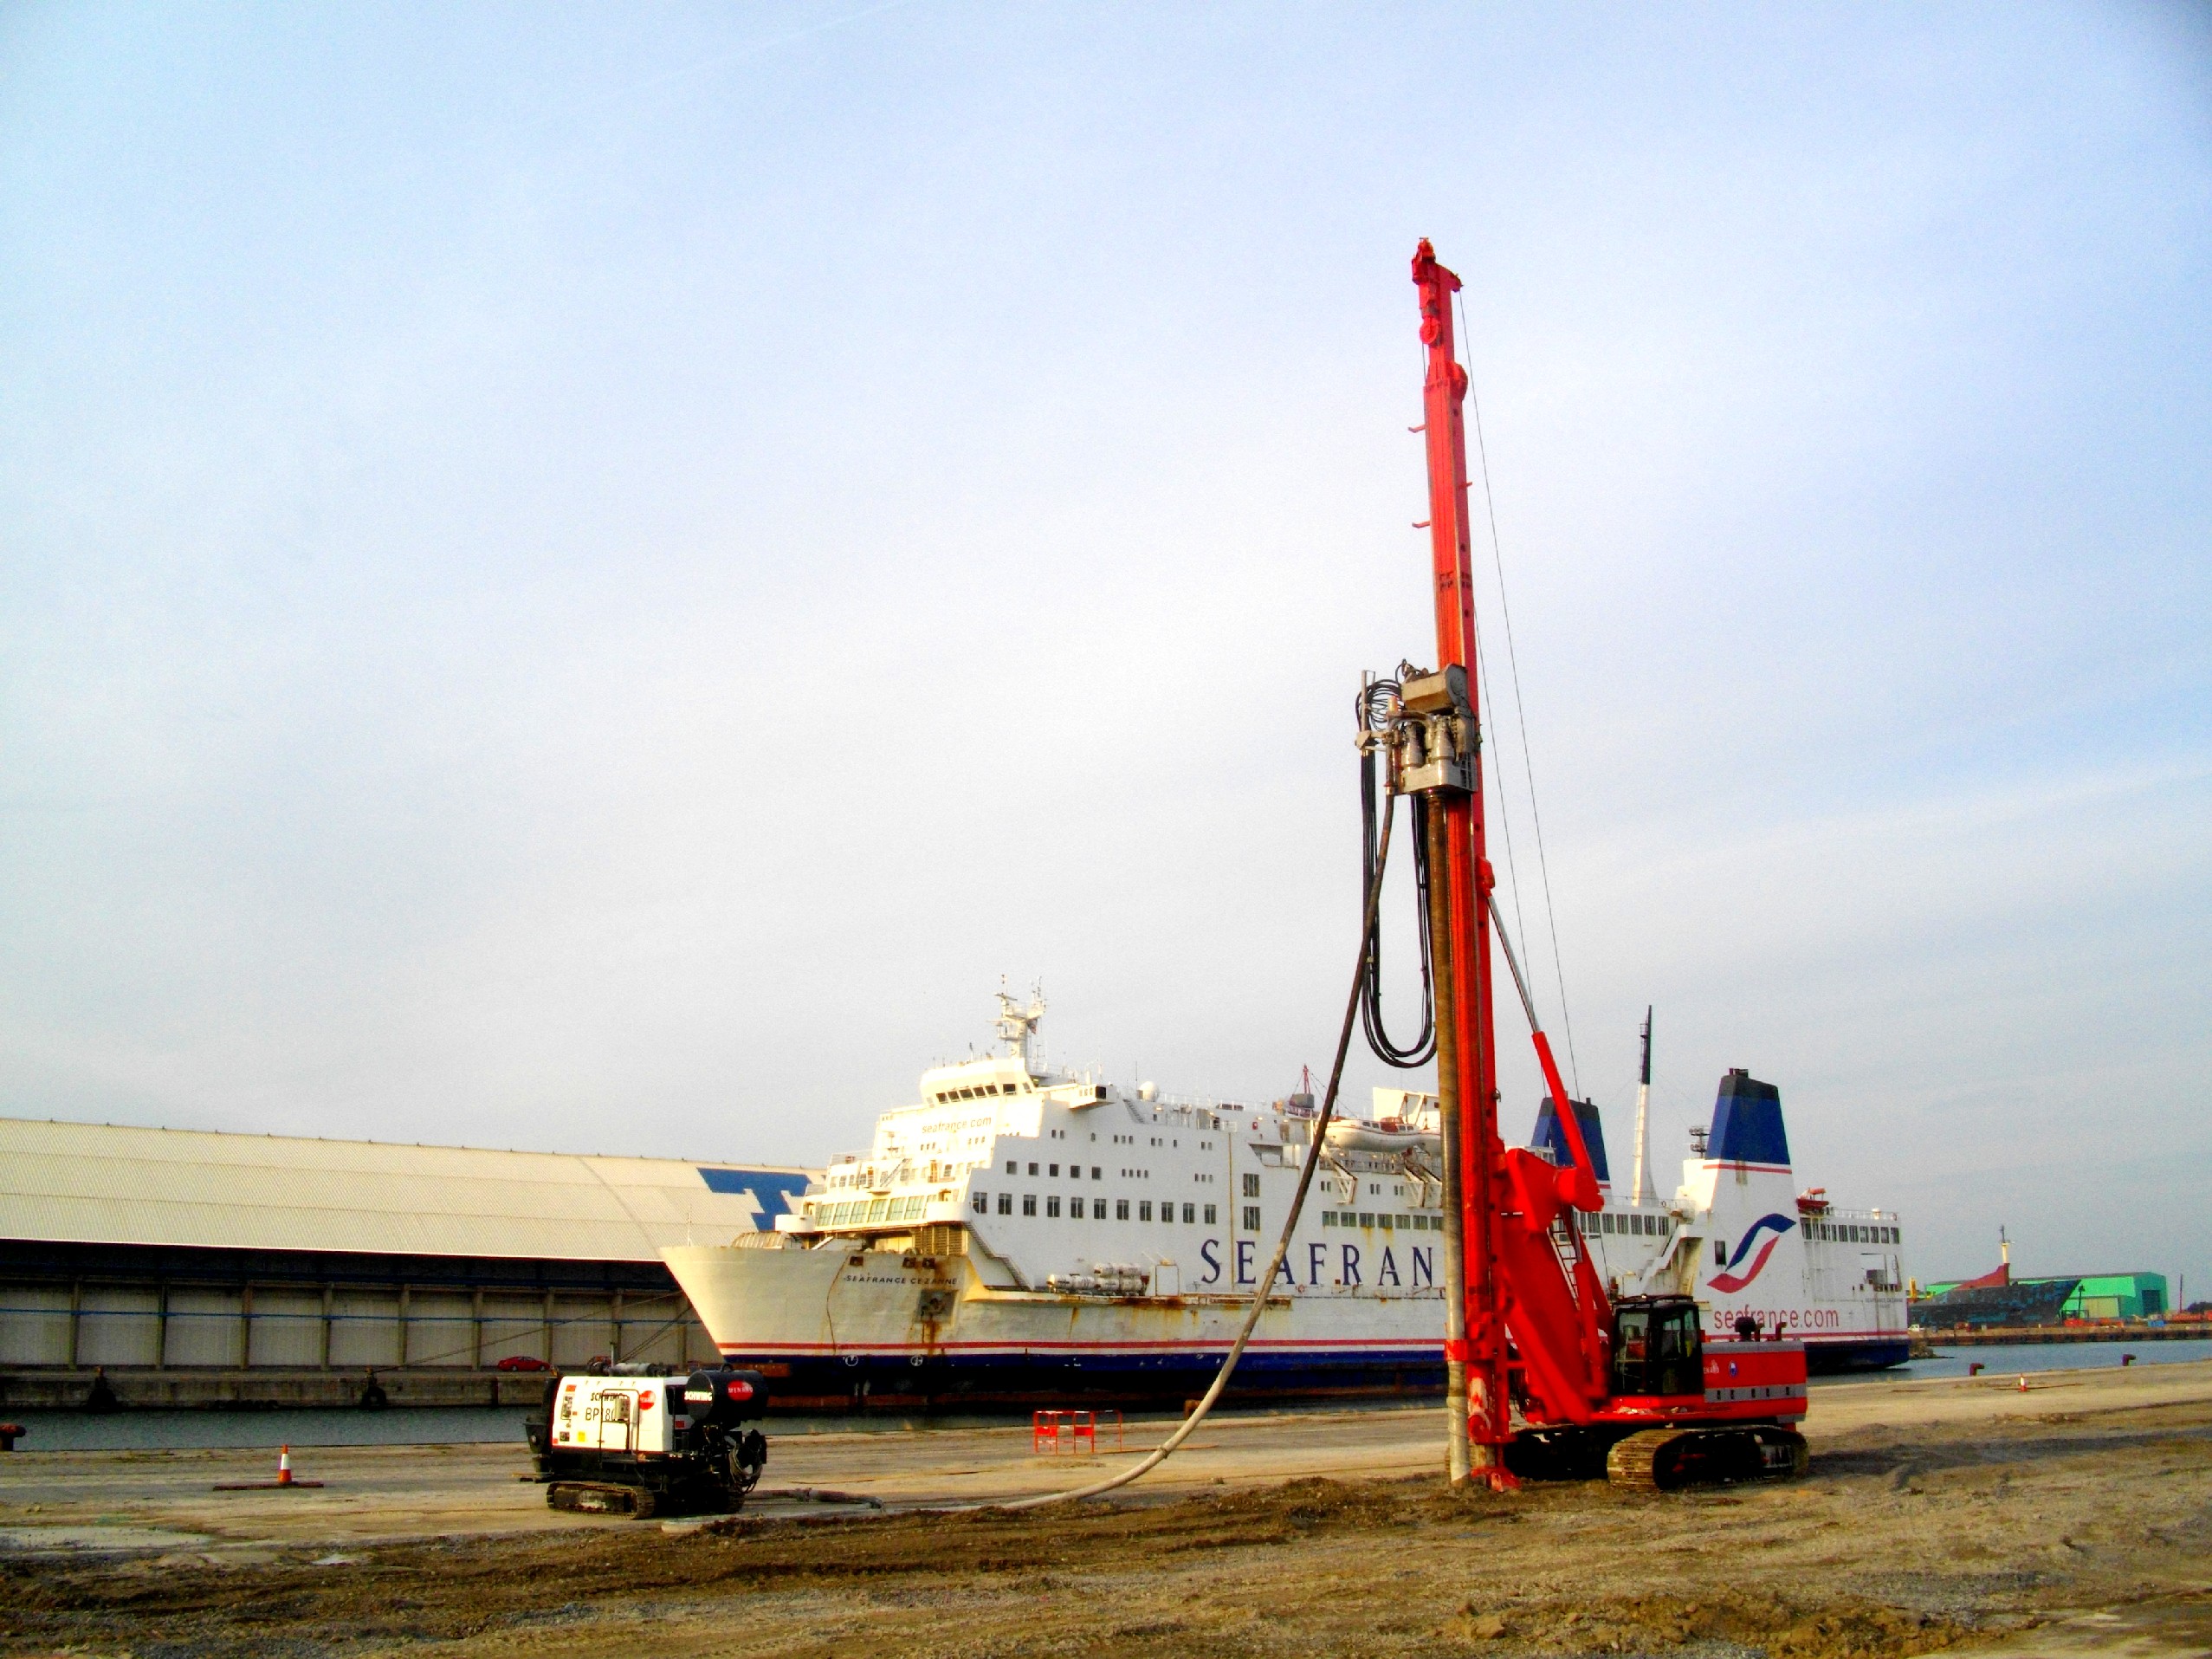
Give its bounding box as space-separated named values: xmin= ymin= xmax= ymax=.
xmin=1609 ymin=1295 xmax=1704 ymax=1399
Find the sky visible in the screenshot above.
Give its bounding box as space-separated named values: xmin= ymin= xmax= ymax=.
xmin=3 ymin=3 xmax=2208 ymax=1295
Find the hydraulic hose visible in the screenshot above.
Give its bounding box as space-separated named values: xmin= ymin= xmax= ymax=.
xmin=1358 ymin=683 xmax=1437 ymax=1069
xmin=938 ymin=792 xmax=1407 ymax=1513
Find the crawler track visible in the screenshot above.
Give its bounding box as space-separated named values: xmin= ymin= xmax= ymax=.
xmin=1605 ymin=1425 xmax=1808 ymax=1489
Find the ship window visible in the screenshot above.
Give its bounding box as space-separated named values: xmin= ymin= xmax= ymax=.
xmin=1323 ymin=1212 xmax=1336 ymax=1228
xmin=1093 ymin=1198 xmax=1109 ymax=1220
xmin=1022 ymin=1194 xmax=1037 ymax=1216
xmin=1047 ymin=1196 xmax=1061 ymax=1217
xmin=1049 ymin=1163 xmax=1059 ymax=1176
xmin=1160 ymin=1197 xmax=1173 ymax=1222
xmin=1091 ymin=1167 xmax=1102 ymax=1180
xmin=973 ymin=1191 xmax=987 ymax=1214
xmin=1242 ymin=1173 xmax=1260 ymax=1198
xmin=1006 ymin=1161 xmax=1016 ymax=1176
xmin=1028 ymin=1163 xmax=1038 ymax=1176
xmin=1379 ymin=1215 xmax=1393 ymax=1230
xmin=1242 ymin=1206 xmax=1261 ymax=1232
xmin=1116 ymin=1200 xmax=1130 ymax=1221
xmin=998 ymin=1193 xmax=1012 ymax=1215
xmin=1139 ymin=1201 xmax=1152 ymax=1221
xmin=1360 ymin=1213 xmax=1374 ymax=1228
xmin=1204 ymin=1204 xmax=1217 ymax=1225
xmin=1714 ymin=1241 xmax=1726 ymax=1266
xmin=1183 ymin=1203 xmax=1196 ymax=1223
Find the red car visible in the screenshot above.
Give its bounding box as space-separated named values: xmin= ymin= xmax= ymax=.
xmin=495 ymin=1356 xmax=553 ymax=1372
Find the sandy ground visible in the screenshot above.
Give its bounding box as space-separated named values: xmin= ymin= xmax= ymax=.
xmin=1 ymin=1360 xmax=2207 ymax=1657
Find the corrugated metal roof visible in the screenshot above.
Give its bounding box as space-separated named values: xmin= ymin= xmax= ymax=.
xmin=0 ymin=1117 xmax=814 ymax=1263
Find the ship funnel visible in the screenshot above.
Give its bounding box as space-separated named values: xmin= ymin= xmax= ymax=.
xmin=1706 ymin=1070 xmax=1790 ymax=1168
xmin=1530 ymin=1097 xmax=1611 ymax=1185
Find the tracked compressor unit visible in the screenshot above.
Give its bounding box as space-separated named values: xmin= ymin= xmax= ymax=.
xmin=527 ymin=1365 xmax=768 ymax=1518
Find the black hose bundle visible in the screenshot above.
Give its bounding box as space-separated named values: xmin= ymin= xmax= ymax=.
xmin=1357 ymin=680 xmax=1438 ymax=1069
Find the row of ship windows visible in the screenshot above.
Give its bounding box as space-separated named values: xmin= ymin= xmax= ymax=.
xmin=975 ymin=1191 xmax=1220 ymax=1224
xmin=1322 ymin=1211 xmax=1443 ymax=1231
xmin=933 ymin=1082 xmax=1029 ymax=1102
xmin=812 ymin=1195 xmax=932 ymax=1226
xmin=1581 ymin=1212 xmax=1675 ymax=1238
xmin=967 ymin=1191 xmax=1446 ymax=1235
xmin=1811 ymin=1222 xmax=1899 ymax=1244
xmin=1001 ymin=1159 xmax=1211 ymax=1185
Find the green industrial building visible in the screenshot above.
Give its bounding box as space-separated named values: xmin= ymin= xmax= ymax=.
xmin=1917 ymin=1272 xmax=2168 ymax=1322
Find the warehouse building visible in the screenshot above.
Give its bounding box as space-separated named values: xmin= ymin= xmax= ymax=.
xmin=1914 ymin=1271 xmax=2170 ymax=1328
xmin=0 ymin=1117 xmax=811 ymax=1408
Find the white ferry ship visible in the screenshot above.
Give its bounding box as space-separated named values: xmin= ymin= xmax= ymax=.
xmin=663 ymin=995 xmax=1908 ymax=1410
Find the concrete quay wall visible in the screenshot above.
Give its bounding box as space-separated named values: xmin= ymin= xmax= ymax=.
xmin=0 ymin=1365 xmax=564 ymax=1411
xmin=1922 ymin=1321 xmax=2206 ymax=1345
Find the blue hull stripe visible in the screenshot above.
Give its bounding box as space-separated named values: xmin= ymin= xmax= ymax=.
xmin=721 ymin=1335 xmax=1910 ymax=1406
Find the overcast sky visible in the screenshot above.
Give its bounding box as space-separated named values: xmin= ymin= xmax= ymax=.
xmin=3 ymin=3 xmax=2207 ymax=1293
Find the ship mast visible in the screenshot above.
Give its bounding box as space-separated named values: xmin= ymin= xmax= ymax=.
xmin=1630 ymin=1007 xmax=1657 ymax=1206
xmin=994 ymin=984 xmax=1046 ymax=1073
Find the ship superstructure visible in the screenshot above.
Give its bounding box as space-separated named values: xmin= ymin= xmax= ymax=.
xmin=662 ymin=997 xmax=1907 ymax=1410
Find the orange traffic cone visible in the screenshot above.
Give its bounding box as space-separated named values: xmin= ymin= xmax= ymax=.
xmin=212 ymin=1443 xmax=323 ymax=1490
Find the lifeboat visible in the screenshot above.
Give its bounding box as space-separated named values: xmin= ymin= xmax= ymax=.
xmin=1324 ymin=1118 xmax=1440 ymax=1154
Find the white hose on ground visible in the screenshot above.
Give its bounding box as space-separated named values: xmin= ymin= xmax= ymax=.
xmin=941 ymin=794 xmax=1404 ymax=1513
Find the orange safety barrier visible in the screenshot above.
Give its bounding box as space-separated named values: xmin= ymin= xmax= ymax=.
xmin=1032 ymin=1410 xmax=1123 ymax=1455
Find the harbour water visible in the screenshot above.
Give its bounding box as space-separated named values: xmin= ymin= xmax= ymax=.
xmin=1821 ymin=1336 xmax=2212 ymax=1384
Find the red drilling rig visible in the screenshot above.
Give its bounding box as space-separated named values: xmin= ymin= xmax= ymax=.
xmin=1363 ymin=242 xmax=1809 ymax=1490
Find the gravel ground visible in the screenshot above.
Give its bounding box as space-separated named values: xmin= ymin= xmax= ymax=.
xmin=1 ymin=1360 xmax=2206 ymax=1658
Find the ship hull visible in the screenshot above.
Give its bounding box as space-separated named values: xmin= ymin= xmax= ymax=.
xmin=1803 ymin=1336 xmax=1913 ymax=1374
xmin=663 ymin=1243 xmax=1444 ymax=1411
xmin=662 ymin=1242 xmax=1906 ymax=1411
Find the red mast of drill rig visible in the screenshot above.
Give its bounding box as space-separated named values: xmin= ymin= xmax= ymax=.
xmin=1407 ymin=240 xmax=1513 ymax=1485
xmin=1398 ymin=241 xmax=1807 ymax=1491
